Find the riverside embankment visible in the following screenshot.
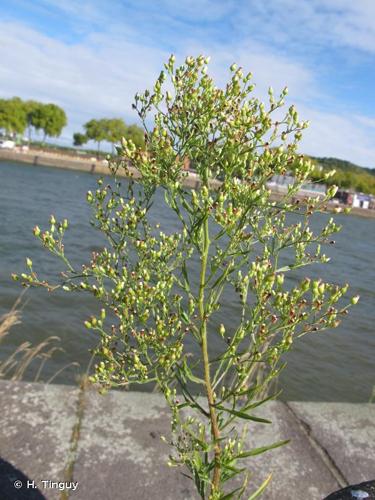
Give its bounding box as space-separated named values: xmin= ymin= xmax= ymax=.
xmin=0 ymin=148 xmax=213 ymax=189
xmin=0 ymin=380 xmax=374 ymax=500
xmin=1 ymin=147 xmax=375 ymax=218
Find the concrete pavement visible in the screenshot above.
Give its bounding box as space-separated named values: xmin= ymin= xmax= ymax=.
xmin=0 ymin=381 xmax=374 ymax=500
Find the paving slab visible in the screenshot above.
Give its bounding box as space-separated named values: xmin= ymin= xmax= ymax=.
xmin=72 ymin=390 xmax=339 ymax=500
xmin=1 ymin=380 xmax=371 ymax=500
xmin=289 ymin=402 xmax=375 ymax=485
xmin=238 ymin=401 xmax=340 ymax=500
xmin=71 ymin=388 xmax=196 ymax=500
xmin=0 ymin=380 xmax=79 ymax=500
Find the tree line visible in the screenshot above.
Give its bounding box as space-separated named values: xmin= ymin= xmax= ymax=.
xmin=310 ymin=156 xmax=375 ymax=195
xmin=1 ymin=97 xmax=372 ymax=193
xmin=0 ymin=96 xmax=144 ymax=153
xmin=0 ymin=97 xmax=67 ymax=142
xmin=73 ymin=118 xmax=144 ymax=153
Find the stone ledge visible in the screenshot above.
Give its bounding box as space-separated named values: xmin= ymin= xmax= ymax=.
xmin=0 ymin=380 xmax=374 ymax=499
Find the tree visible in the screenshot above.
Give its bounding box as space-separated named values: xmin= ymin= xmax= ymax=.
xmin=73 ymin=132 xmax=87 ymax=147
xmin=31 ymin=103 xmax=67 ymax=142
xmin=103 ymin=118 xmax=127 ymax=152
xmin=23 ymin=100 xmax=40 ymax=142
xmin=123 ymin=124 xmax=144 ymax=149
xmin=75 ymin=119 xmax=144 ymax=153
xmin=83 ymin=119 xmax=107 ymax=154
xmin=17 ymin=56 xmax=356 ymax=499
xmin=0 ymin=97 xmax=27 ymax=136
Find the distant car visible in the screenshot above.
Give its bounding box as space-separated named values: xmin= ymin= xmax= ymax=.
xmin=0 ymin=140 xmax=16 ymax=149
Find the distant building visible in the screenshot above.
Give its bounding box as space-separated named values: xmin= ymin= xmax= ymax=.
xmin=351 ymin=193 xmax=372 ymax=209
xmin=333 ymin=190 xmax=351 ymax=205
xmin=332 ymin=190 xmax=375 ymax=209
xmin=267 ymin=174 xmax=326 ymax=198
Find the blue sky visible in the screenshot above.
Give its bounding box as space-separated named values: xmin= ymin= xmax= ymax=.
xmin=0 ymin=0 xmax=374 ymax=166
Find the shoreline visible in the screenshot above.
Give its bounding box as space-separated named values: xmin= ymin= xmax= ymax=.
xmin=1 ymin=148 xmax=374 ymax=219
xmin=0 ymin=147 xmax=212 ymax=189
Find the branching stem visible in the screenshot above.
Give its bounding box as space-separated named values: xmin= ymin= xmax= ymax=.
xmin=199 ymin=211 xmax=221 ymax=496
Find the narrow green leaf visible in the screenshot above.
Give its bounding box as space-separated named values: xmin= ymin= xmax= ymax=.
xmin=241 ymin=391 xmax=281 ymax=412
xmin=182 ymin=358 xmax=205 ymax=385
xmin=180 ymin=310 xmax=190 ymax=324
xmin=222 ymin=463 xmax=246 ymax=475
xmin=215 ymin=406 xmax=271 ymax=423
xmin=236 ymin=439 xmax=289 ymax=459
xmin=181 ymin=261 xmax=190 ymax=291
xmin=248 ymin=474 xmax=272 ymax=500
xmin=220 ymin=485 xmax=245 ymax=500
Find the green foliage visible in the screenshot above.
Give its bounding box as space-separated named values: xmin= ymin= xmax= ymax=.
xmin=310 ymin=157 xmax=375 ymax=194
xmin=103 ymin=118 xmax=128 ymax=146
xmin=16 ymin=55 xmax=356 ymax=499
xmin=0 ymin=97 xmax=67 ymax=142
xmin=31 ymin=103 xmax=67 ymax=142
xmin=83 ymin=119 xmax=108 ymax=152
xmin=0 ymin=97 xmax=27 ymax=135
xmin=23 ymin=100 xmax=40 ymax=141
xmin=73 ymin=132 xmax=87 ymax=147
xmin=77 ymin=118 xmax=144 ymax=153
xmin=123 ymin=123 xmax=145 ymax=149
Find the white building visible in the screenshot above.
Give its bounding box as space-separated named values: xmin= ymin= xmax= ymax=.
xmin=351 ymin=193 xmax=371 ymax=209
xmin=267 ymin=174 xmax=326 ymax=198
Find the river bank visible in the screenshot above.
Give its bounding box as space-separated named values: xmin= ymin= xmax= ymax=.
xmin=0 ymin=147 xmax=215 ymax=190
xmin=1 ymin=148 xmax=374 ymax=219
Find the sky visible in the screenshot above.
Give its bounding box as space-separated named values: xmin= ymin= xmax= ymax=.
xmin=0 ymin=0 xmax=374 ymax=167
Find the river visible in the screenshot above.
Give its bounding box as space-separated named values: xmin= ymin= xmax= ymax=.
xmin=0 ymin=160 xmax=374 ymax=401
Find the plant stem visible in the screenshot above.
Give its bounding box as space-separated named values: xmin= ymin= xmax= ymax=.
xmin=199 ymin=213 xmax=221 ymax=496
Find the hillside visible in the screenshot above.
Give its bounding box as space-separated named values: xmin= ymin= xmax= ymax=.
xmin=309 ymin=156 xmax=375 ymax=194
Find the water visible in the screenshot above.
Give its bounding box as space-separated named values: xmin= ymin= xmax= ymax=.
xmin=0 ymin=160 xmax=374 ymax=401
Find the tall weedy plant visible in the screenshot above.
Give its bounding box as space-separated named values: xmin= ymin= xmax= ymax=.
xmin=16 ymin=56 xmax=357 ymax=499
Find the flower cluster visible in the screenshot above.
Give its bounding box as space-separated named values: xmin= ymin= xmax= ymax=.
xmin=15 ymin=55 xmax=356 ymax=499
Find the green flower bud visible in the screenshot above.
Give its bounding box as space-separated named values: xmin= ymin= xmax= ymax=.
xmin=301 ymin=278 xmax=311 ymax=292
xmin=26 ymin=257 xmax=33 ymax=268
xmin=351 ymin=296 xmax=360 ymax=305
xmin=276 ymin=274 xmax=284 ymax=286
xmin=327 ymin=185 xmax=338 ymax=198
xmin=341 ymin=283 xmax=349 ymax=294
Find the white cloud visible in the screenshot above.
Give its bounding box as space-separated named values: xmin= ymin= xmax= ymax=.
xmin=231 ymin=0 xmax=375 ymax=55
xmin=354 ymin=115 xmax=375 ymax=129
xmin=0 ymin=21 xmax=169 ymax=144
xmin=299 ymin=107 xmax=375 ymax=167
xmin=0 ymin=10 xmax=374 ymax=166
xmin=314 ymin=0 xmax=375 ymax=53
